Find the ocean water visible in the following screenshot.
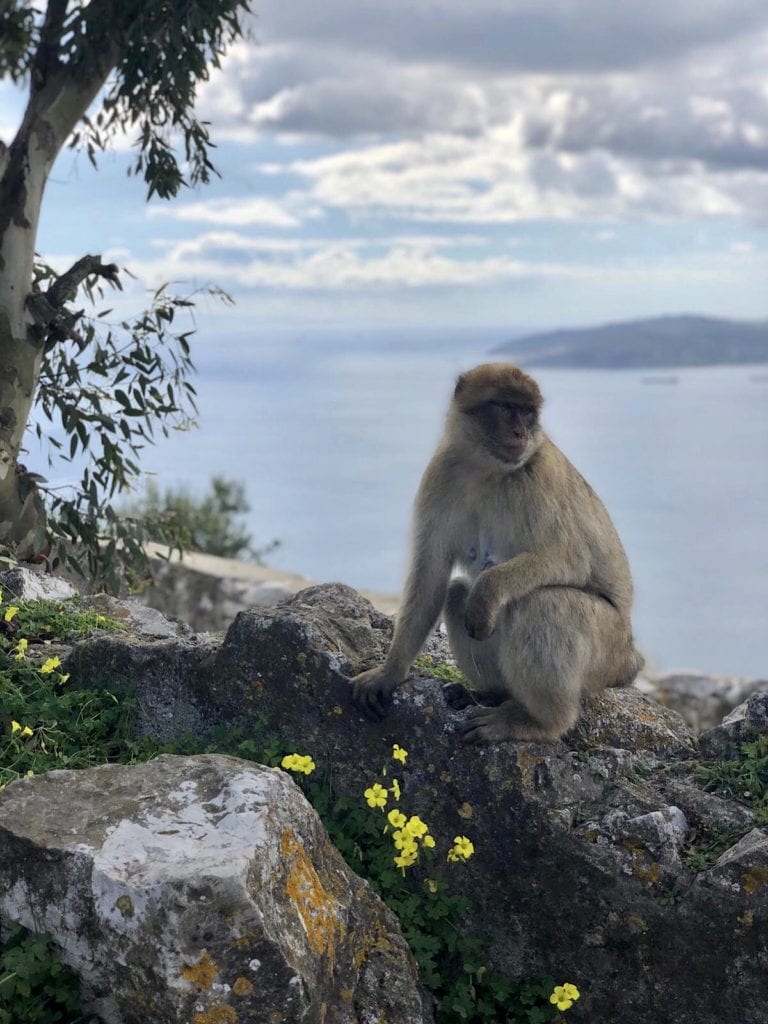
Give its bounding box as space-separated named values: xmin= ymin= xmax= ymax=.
xmin=42 ymin=328 xmax=768 ymax=678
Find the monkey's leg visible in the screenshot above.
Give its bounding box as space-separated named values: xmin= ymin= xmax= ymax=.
xmin=459 ymin=589 xmax=594 ymax=744
xmin=443 ymin=578 xmax=508 ymax=709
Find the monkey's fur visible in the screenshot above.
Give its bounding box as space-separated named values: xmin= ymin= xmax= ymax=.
xmin=350 ymin=363 xmax=643 ymax=742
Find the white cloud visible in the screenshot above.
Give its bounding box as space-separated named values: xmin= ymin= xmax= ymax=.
xmin=282 ymin=131 xmax=751 ymax=224
xmin=110 ymin=229 xmax=763 ymax=295
xmin=147 ymin=195 xmax=303 ymax=228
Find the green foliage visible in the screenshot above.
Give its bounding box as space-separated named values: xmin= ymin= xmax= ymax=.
xmin=413 ymin=654 xmax=468 ymax=684
xmin=121 ymin=476 xmax=278 ymax=563
xmin=680 ymin=823 xmax=747 ymax=873
xmin=2 ymin=1 xmax=252 ymax=201
xmin=0 ymin=2 xmax=35 ymax=81
xmin=0 ymin=924 xmax=99 ymax=1024
xmin=67 ymin=0 xmax=251 ymax=199
xmin=0 ymin=595 xmax=128 ymax=789
xmin=678 ymin=736 xmax=768 ymax=871
xmin=30 ymin=259 xmax=235 ymax=591
xmin=694 ymin=735 xmax=768 ymax=826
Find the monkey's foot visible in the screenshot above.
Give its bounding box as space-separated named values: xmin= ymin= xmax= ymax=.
xmin=443 ymin=683 xmax=504 ymax=711
xmin=459 ymin=703 xmax=557 ymax=743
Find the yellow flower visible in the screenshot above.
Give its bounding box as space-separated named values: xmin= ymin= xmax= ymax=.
xmin=392 ymin=831 xmax=418 ymax=854
xmin=21 ymin=726 xmax=33 ymax=738
xmin=11 ymin=721 xmax=21 ymax=733
xmin=394 ymin=849 xmax=418 ymax=869
xmin=388 ymin=809 xmax=407 ymax=829
xmin=4 ymin=606 xmax=19 ymax=623
xmin=58 ymin=673 xmax=70 ymax=684
xmin=404 ymin=815 xmax=428 ymax=839
xmin=364 ymin=782 xmax=388 ymax=809
xmin=550 ymin=984 xmax=580 ymax=1012
xmin=96 ymin=614 xmax=106 ymax=624
xmin=281 ymin=753 xmax=316 ymax=775
xmin=392 ymin=743 xmax=408 ymax=765
xmin=14 ymin=638 xmax=28 ymax=660
xmin=426 ymin=879 xmax=439 ymax=893
xmin=423 ymin=834 xmax=436 ymax=849
xmin=40 ymin=656 xmax=61 ymax=675
xmin=448 ymin=835 xmax=475 ymax=862
xmin=390 ymin=778 xmax=401 ymax=801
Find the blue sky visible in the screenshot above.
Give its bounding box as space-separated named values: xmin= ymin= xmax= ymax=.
xmin=2 ymin=0 xmax=767 ymax=335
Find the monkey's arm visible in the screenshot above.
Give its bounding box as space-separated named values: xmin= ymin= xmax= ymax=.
xmin=465 ymin=548 xmax=590 ymax=641
xmin=351 ymin=510 xmax=455 ymax=719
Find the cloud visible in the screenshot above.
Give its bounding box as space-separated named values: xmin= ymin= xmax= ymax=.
xmin=190 ymin=1 xmax=768 ymax=230
xmin=147 ymin=195 xmax=303 ymax=228
xmin=113 ymin=228 xmax=763 ymax=295
xmin=252 ymin=0 xmax=768 ymax=75
xmin=283 ymin=131 xmax=755 ymax=224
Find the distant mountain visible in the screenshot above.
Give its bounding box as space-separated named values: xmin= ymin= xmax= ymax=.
xmin=491 ymin=315 xmax=768 ymax=369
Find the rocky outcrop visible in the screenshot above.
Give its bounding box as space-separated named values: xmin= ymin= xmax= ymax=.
xmin=2 ymin=573 xmax=766 ymax=1023
xmin=0 ymin=754 xmax=431 ymax=1024
xmin=638 ymin=670 xmax=768 ymax=734
xmin=136 ymin=545 xmax=398 ymax=632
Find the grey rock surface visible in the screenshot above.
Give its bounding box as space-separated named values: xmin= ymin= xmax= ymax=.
xmin=0 ymin=754 xmax=432 ymax=1024
xmin=0 ymin=566 xmax=77 ymax=602
xmin=10 ymin=579 xmax=768 ymax=1024
xmin=637 ymin=670 xmax=768 ymax=734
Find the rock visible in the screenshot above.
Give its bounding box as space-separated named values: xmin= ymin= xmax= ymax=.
xmin=0 ymin=754 xmax=432 ymax=1024
xmin=699 ymin=692 xmax=768 ymax=759
xmin=639 ymin=672 xmax=768 ymax=734
xmin=701 ymin=829 xmax=768 ymax=896
xmin=0 ymin=566 xmax=77 ymax=602
xmin=18 ymin=580 xmax=768 ymax=1023
xmin=567 ymin=687 xmax=696 ymax=755
xmin=136 ymin=546 xmax=399 ymax=633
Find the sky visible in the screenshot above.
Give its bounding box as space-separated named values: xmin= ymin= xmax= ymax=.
xmin=2 ymin=0 xmax=768 ymax=335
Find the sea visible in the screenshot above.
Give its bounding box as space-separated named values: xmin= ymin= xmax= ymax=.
xmin=38 ymin=326 xmax=768 ymax=680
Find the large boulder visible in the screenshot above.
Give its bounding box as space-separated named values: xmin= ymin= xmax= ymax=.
xmin=14 ymin=581 xmax=768 ymax=1023
xmin=0 ymin=754 xmax=432 ymax=1024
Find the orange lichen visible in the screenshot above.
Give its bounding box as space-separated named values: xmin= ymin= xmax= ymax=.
xmin=622 ymin=842 xmax=662 ymax=884
xmin=182 ymin=952 xmax=218 ymax=990
xmin=743 ymin=866 xmax=768 ymax=894
xmin=232 ymin=977 xmax=255 ymax=997
xmin=193 ymin=1006 xmax=237 ymax=1024
xmin=281 ymin=828 xmax=343 ymax=961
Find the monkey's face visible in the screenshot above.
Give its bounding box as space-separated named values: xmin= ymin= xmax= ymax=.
xmin=452 ymin=364 xmax=544 ymax=469
xmin=465 ymin=399 xmax=541 ymax=467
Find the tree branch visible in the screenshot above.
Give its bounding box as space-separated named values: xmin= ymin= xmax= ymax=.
xmin=46 ymin=254 xmax=120 ymax=309
xmin=31 ymin=0 xmax=69 ymax=92
xmin=26 ymin=255 xmax=120 ymax=349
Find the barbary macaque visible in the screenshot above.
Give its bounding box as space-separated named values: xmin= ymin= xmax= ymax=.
xmin=350 ymin=363 xmax=642 ymax=742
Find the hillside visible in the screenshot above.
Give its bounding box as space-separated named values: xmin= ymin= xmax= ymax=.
xmin=491 ymin=315 xmax=768 ymax=368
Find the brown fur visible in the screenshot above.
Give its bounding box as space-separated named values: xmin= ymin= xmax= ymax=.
xmin=350 ymin=363 xmax=642 ymax=741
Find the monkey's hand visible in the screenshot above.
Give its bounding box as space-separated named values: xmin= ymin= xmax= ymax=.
xmin=464 ymin=574 xmax=501 ymax=641
xmin=350 ymin=665 xmax=404 ymax=721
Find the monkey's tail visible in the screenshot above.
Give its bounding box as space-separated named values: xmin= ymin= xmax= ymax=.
xmin=609 ymin=643 xmax=645 ymax=688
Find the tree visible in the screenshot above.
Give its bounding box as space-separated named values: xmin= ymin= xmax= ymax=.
xmin=121 ymin=476 xmax=279 ymax=563
xmin=0 ymin=0 xmax=252 ymax=563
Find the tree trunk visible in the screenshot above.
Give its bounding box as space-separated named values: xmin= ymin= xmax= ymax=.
xmin=0 ymin=35 xmax=114 ymax=558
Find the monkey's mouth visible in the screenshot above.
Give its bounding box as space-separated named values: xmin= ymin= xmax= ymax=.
xmin=493 ymin=440 xmax=528 ymax=464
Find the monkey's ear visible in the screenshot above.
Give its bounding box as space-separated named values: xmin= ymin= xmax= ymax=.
xmin=454 ymin=374 xmax=467 ymax=398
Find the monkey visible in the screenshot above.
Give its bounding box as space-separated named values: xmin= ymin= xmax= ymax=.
xmin=350 ymin=362 xmax=643 ymax=743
